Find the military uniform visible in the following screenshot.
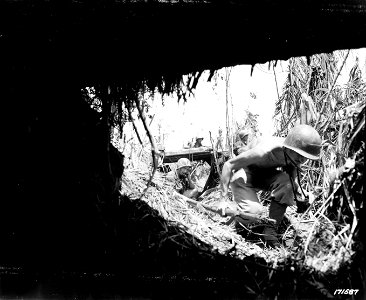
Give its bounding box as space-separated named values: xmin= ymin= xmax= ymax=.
xmin=166 ymin=170 xmax=191 ymax=194
xmin=167 ymin=158 xmax=199 ymax=199
xmin=229 ymin=137 xmax=299 ymax=216
xmin=221 ymin=125 xmax=322 ymax=246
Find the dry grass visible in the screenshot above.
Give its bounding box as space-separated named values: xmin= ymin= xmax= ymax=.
xmin=121 ymin=168 xmax=282 ymax=262
xmin=120 ymin=160 xmax=360 ymax=277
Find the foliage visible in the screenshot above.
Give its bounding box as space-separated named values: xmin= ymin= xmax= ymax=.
xmin=273 ymin=50 xmax=365 ymax=296
xmin=81 ymin=72 xmax=206 ymax=142
xmin=234 ymin=108 xmax=260 ymax=140
xmin=274 ymin=50 xmax=365 ymax=193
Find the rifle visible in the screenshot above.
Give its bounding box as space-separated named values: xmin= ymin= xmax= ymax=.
xmin=173 ymin=191 xmax=276 ymax=226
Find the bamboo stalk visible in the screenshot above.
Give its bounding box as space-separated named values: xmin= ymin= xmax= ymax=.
xmin=209 ymin=131 xmax=221 ymax=177
xmin=225 ymin=68 xmax=233 ymax=157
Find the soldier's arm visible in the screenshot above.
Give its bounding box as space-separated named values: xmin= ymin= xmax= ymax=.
xmin=220 ymin=147 xmax=265 ymax=196
xmin=187 ymin=173 xmax=196 ymax=189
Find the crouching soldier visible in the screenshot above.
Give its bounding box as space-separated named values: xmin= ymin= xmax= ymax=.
xmin=167 ymin=158 xmax=199 ymax=199
xmin=220 ymin=124 xmax=322 ymax=247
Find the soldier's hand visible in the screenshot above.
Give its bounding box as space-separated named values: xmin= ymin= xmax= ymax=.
xmin=305 ymin=191 xmax=315 ymax=204
xmin=327 ymin=164 xmax=338 ymax=184
xmin=343 ymin=158 xmax=356 ymax=173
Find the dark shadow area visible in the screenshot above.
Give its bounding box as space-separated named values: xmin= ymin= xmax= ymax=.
xmin=1 ymin=1 xmax=365 ymax=298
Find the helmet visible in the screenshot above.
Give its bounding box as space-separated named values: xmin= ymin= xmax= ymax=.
xmin=157 ymin=144 xmax=165 ymax=151
xmin=177 ymin=158 xmax=192 ymax=169
xmin=238 ymin=129 xmax=249 ymax=140
xmin=283 ymin=125 xmax=322 ymax=160
xmin=196 ymin=137 xmax=204 ymax=140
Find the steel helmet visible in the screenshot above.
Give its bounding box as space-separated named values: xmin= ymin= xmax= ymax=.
xmin=238 ymin=129 xmax=249 ymax=139
xmin=283 ymin=124 xmax=322 ymax=160
xmin=177 ymin=158 xmax=192 ymax=169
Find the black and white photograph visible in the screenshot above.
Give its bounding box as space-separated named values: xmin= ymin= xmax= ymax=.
xmin=1 ymin=1 xmax=365 ymax=299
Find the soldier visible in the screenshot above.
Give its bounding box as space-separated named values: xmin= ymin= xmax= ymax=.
xmin=215 ymin=128 xmax=224 ymax=152
xmin=233 ymin=129 xmax=250 ymax=155
xmin=194 ymin=137 xmax=204 ymax=148
xmin=220 ymin=124 xmax=322 ymax=247
xmin=167 ymin=158 xmax=199 ymax=199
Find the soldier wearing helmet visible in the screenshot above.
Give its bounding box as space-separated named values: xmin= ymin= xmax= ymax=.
xmin=220 ymin=124 xmax=322 ymax=247
xmin=215 ymin=128 xmax=224 ymax=152
xmin=194 ymin=137 xmax=204 ymax=148
xmin=167 ymin=158 xmax=199 ymax=199
xmin=238 ymin=129 xmax=250 ymax=143
xmin=233 ymin=129 xmax=251 ymax=155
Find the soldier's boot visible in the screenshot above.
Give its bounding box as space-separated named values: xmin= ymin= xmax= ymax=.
xmin=263 ymin=201 xmax=287 ymax=247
